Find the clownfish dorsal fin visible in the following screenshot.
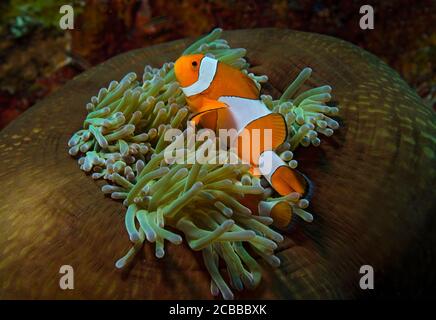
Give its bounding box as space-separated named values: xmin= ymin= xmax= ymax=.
xmin=242 ymin=113 xmax=287 ymax=151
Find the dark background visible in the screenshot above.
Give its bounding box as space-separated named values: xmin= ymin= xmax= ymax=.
xmin=0 ymin=0 xmax=434 ymax=129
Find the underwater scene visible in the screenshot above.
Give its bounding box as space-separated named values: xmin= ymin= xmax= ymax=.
xmin=0 ymin=0 xmax=435 ymax=311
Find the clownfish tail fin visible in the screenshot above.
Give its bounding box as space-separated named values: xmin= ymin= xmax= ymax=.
xmin=271 ymin=165 xmax=307 ymax=196
xmin=259 ymin=150 xmax=312 ymax=197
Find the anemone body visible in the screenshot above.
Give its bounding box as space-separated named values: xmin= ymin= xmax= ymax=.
xmin=68 ymin=28 xmax=339 ymax=300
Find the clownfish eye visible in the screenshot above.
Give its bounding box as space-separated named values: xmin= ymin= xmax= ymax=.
xmin=192 ymin=61 xmax=198 ymax=67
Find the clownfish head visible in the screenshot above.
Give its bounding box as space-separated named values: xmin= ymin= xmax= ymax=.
xmin=174 ymin=54 xmax=218 ymax=98
xmin=174 ymin=54 xmax=205 ymax=88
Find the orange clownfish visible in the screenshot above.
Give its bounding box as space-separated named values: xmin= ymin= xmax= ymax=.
xmin=174 ymin=54 xmax=309 ymax=225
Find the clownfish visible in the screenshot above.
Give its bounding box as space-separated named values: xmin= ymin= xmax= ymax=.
xmin=174 ymin=54 xmax=309 ymax=227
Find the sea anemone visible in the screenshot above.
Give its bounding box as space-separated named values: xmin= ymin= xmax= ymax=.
xmin=68 ymin=28 xmax=339 ymax=299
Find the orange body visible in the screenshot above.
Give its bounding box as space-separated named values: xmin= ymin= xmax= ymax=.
xmin=174 ymin=54 xmax=306 ymax=198
xmin=175 ymin=54 xmax=260 ymax=130
xmin=175 ymin=54 xmax=259 ymax=108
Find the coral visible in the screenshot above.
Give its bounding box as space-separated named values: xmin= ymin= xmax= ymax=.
xmin=68 ymin=28 xmax=339 ymax=299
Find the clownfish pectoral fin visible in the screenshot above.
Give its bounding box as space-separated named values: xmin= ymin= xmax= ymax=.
xmin=259 ymin=150 xmax=311 ymax=197
xmin=189 ymin=98 xmax=228 ymax=125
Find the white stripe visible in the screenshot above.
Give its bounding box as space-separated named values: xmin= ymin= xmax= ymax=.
xmin=217 ymin=96 xmax=271 ymax=134
xmin=181 ymin=56 xmax=218 ymax=97
xmin=259 ymin=150 xmax=285 ymax=181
